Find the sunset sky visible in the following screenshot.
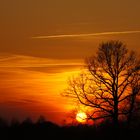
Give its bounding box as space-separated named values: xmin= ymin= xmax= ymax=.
xmin=0 ymin=0 xmax=140 ymax=125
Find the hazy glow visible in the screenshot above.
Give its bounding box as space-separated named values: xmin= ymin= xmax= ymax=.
xmin=0 ymin=0 xmax=140 ymax=125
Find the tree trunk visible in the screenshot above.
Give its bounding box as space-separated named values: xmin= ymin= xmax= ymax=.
xmin=113 ymin=100 xmax=119 ymax=130
xmin=112 ymin=100 xmax=119 ymax=140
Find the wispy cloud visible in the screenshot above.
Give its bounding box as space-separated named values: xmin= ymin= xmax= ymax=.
xmin=0 ymin=55 xmax=82 ymax=68
xmin=32 ymin=30 xmax=140 ymax=39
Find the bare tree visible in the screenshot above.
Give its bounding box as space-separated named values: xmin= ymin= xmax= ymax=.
xmin=63 ymin=41 xmax=140 ymax=128
xmin=126 ymin=72 xmax=140 ymax=126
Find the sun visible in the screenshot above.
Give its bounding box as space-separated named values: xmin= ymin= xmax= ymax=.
xmin=76 ymin=112 xmax=87 ymax=123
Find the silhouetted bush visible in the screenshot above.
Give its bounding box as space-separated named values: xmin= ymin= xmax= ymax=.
xmin=0 ymin=116 xmax=140 ymax=140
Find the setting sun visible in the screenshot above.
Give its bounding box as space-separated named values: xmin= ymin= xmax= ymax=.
xmin=76 ymin=112 xmax=87 ymax=123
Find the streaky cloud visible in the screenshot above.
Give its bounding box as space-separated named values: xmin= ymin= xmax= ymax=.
xmin=32 ymin=30 xmax=140 ymax=39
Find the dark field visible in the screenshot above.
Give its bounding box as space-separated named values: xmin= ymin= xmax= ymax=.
xmin=0 ymin=117 xmax=140 ymax=140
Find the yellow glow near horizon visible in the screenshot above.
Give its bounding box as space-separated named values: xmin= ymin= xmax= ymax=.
xmin=0 ymin=55 xmax=83 ymax=124
xmin=76 ymin=112 xmax=87 ymax=123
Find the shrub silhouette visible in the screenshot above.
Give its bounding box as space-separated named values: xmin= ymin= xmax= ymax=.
xmin=0 ymin=116 xmax=139 ymax=140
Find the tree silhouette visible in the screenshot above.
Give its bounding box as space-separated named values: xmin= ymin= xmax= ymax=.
xmin=63 ymin=41 xmax=140 ymax=128
xmin=126 ymin=73 xmax=140 ymax=126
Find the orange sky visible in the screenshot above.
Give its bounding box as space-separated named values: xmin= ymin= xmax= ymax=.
xmin=0 ymin=0 xmax=140 ymax=125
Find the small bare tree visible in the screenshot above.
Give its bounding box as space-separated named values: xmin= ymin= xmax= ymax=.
xmin=126 ymin=72 xmax=140 ymax=126
xmin=63 ymin=41 xmax=140 ymax=128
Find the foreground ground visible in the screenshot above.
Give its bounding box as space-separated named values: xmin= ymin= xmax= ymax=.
xmin=0 ymin=118 xmax=139 ymax=140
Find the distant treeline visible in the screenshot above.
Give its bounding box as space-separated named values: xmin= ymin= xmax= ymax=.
xmin=0 ymin=116 xmax=140 ymax=140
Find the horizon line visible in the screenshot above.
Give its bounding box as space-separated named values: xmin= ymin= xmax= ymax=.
xmin=32 ymin=30 xmax=140 ymax=39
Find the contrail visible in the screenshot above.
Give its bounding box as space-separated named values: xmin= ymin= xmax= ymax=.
xmin=32 ymin=30 xmax=140 ymax=39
